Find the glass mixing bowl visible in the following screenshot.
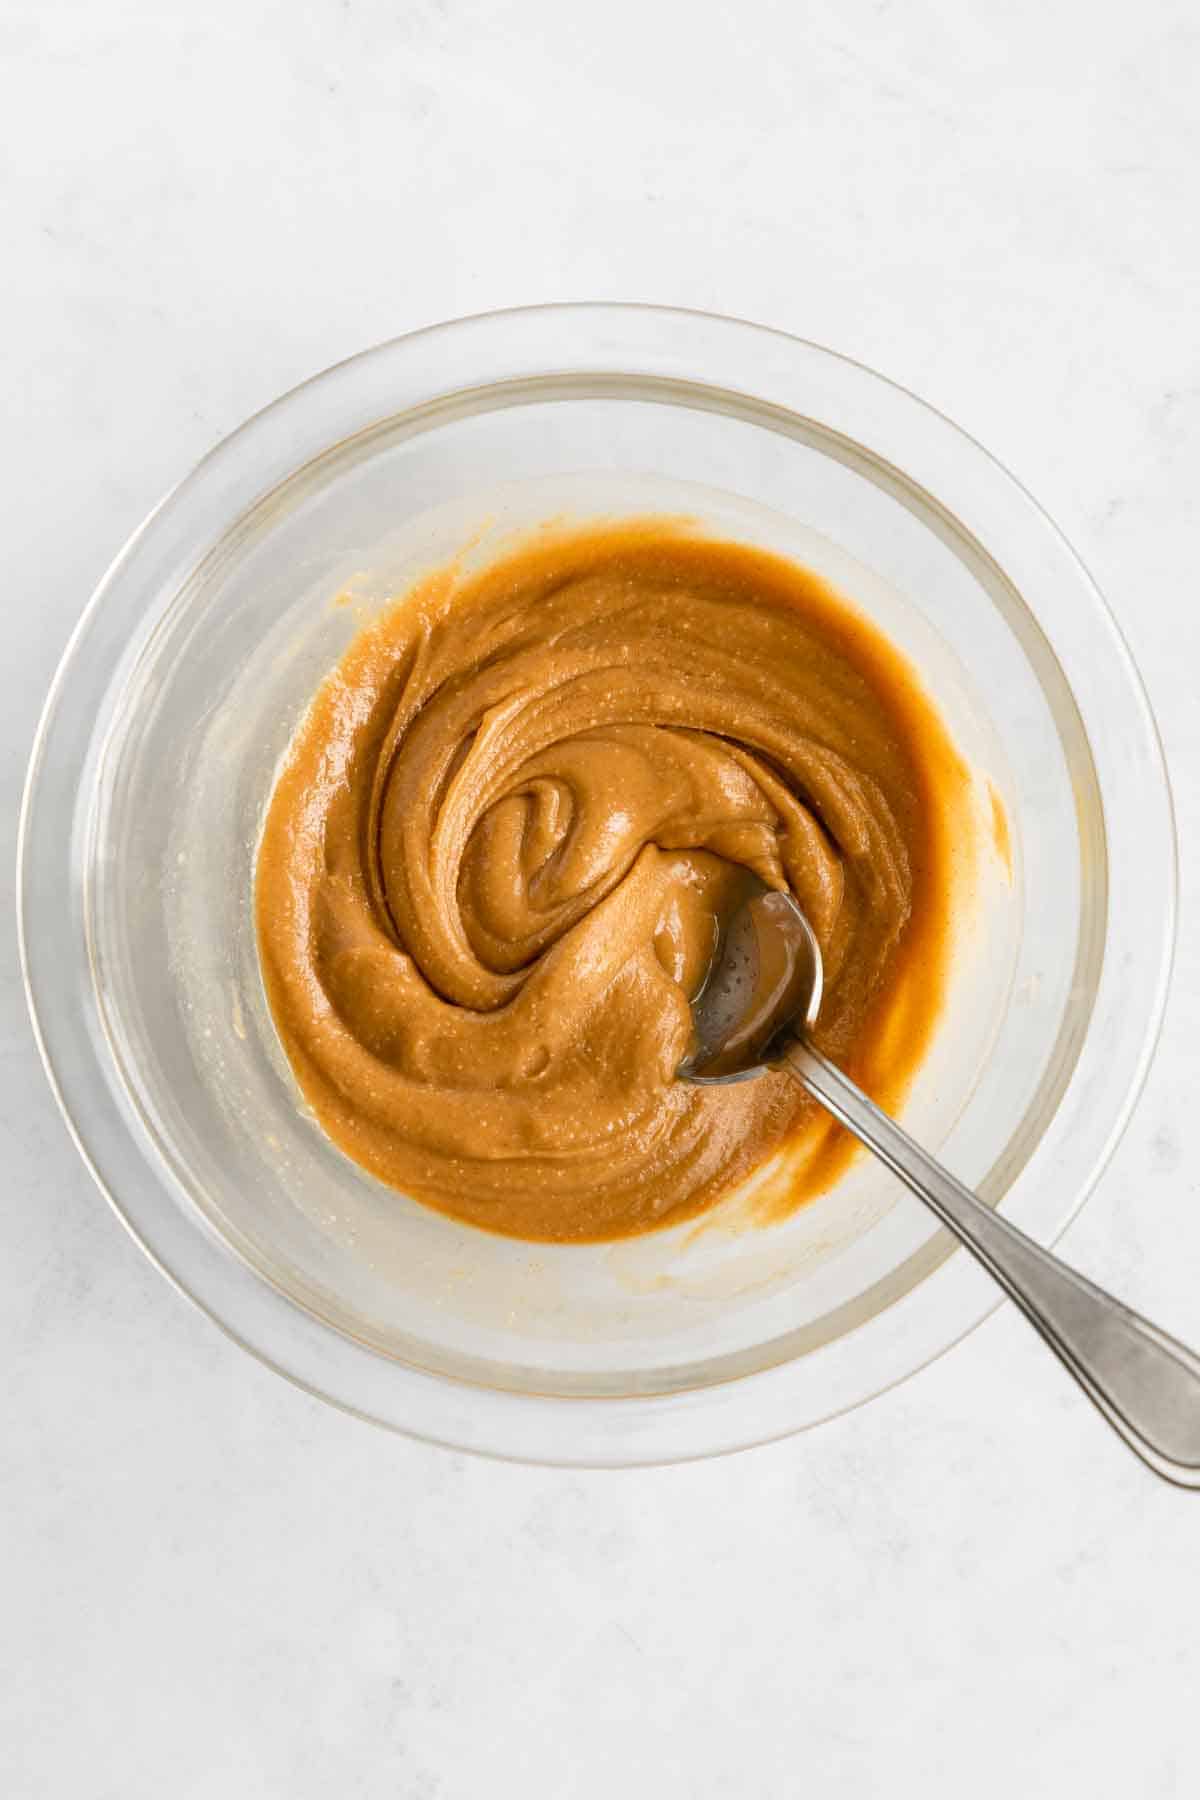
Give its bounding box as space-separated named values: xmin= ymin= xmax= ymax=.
xmin=19 ymin=305 xmax=1175 ymax=1464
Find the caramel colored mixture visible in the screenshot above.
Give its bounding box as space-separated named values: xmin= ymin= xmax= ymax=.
xmin=256 ymin=521 xmax=968 ymax=1242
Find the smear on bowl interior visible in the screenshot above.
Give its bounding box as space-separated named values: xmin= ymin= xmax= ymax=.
xmin=256 ymin=519 xmax=974 ymax=1243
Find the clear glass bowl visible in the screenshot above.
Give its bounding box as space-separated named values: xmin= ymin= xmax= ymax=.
xmin=19 ymin=305 xmax=1175 ymax=1464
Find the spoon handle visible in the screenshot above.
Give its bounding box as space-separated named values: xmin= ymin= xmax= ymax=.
xmin=783 ymin=1037 xmax=1200 ymax=1488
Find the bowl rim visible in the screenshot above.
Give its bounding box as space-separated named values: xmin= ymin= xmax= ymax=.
xmin=18 ymin=301 xmax=1177 ymax=1464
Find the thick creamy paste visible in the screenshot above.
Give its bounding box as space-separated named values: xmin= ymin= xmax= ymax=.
xmin=256 ymin=522 xmax=967 ymax=1242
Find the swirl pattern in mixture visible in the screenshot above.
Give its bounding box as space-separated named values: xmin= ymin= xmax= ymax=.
xmin=256 ymin=522 xmax=965 ymax=1241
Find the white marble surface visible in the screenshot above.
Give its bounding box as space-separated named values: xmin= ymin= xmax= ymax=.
xmin=4 ymin=2 xmax=1200 ymax=1792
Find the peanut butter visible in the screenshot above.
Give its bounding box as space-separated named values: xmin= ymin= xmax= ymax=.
xmin=256 ymin=521 xmax=967 ymax=1242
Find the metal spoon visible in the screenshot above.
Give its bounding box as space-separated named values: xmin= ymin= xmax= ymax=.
xmin=680 ymin=881 xmax=1200 ymax=1487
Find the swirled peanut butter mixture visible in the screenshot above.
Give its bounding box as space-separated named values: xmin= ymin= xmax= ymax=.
xmin=256 ymin=522 xmax=968 ymax=1242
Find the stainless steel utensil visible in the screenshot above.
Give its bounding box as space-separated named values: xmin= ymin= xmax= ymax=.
xmin=681 ymin=881 xmax=1200 ymax=1487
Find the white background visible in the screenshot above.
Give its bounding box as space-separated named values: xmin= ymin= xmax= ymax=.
xmin=4 ymin=3 xmax=1199 ymax=1794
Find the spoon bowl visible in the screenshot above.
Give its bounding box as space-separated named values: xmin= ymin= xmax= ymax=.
xmin=681 ymin=884 xmax=823 ymax=1084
